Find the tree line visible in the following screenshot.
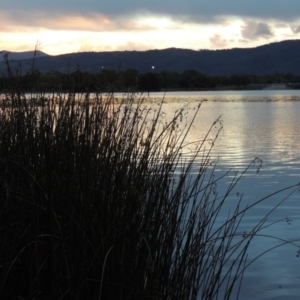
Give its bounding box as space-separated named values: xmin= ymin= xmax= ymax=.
xmin=1 ymin=68 xmax=300 ymax=92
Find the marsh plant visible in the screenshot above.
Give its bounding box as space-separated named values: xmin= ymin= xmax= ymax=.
xmin=0 ymin=65 xmax=299 ymax=300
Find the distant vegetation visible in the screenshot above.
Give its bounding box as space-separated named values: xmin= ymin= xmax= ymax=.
xmin=1 ymin=68 xmax=300 ymax=92
xmin=2 ymin=40 xmax=300 ymax=92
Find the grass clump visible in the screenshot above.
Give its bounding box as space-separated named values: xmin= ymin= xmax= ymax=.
xmin=0 ymin=68 xmax=299 ymax=299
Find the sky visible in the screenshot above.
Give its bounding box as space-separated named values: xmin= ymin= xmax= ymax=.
xmin=1 ymin=0 xmax=300 ymax=55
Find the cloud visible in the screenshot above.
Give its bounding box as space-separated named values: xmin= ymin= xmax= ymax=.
xmin=113 ymin=41 xmax=153 ymax=52
xmin=0 ymin=11 xmax=157 ymax=33
xmin=291 ymin=24 xmax=300 ymax=34
xmin=2 ymin=0 xmax=300 ymax=22
xmin=74 ymin=40 xmax=152 ymax=52
xmin=2 ymin=1 xmax=300 ymax=37
xmin=209 ymin=34 xmax=231 ymax=49
xmin=241 ymin=21 xmax=273 ymax=40
xmin=1 ymin=1 xmax=300 ymax=55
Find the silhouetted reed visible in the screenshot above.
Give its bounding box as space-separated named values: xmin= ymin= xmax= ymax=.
xmin=0 ymin=60 xmax=299 ymax=300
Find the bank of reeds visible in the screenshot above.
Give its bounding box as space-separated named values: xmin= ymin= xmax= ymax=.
xmin=0 ymin=65 xmax=299 ymax=300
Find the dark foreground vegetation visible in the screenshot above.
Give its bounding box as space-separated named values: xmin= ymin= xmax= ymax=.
xmin=0 ymin=59 xmax=299 ymax=300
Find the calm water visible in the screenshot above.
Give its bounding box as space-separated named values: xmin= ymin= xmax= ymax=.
xmin=146 ymin=90 xmax=300 ymax=299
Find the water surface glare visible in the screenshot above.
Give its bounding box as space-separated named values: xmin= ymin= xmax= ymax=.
xmin=147 ymin=90 xmax=300 ymax=299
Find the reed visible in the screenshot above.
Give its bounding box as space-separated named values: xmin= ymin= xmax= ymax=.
xmin=0 ymin=63 xmax=299 ymax=300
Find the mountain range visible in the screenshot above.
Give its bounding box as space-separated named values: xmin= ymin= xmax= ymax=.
xmin=1 ymin=40 xmax=300 ymax=76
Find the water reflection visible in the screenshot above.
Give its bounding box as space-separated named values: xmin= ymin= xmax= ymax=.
xmin=147 ymin=91 xmax=300 ymax=299
xmin=143 ymin=89 xmax=300 ymax=103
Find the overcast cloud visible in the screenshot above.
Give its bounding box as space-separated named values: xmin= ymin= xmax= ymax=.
xmin=2 ymin=0 xmax=300 ymax=21
xmin=241 ymin=21 xmax=273 ymax=40
xmin=1 ymin=0 xmax=300 ymax=54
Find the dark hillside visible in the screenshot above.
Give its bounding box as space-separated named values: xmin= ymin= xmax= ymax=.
xmin=0 ymin=50 xmax=48 ymax=62
xmin=1 ymin=40 xmax=300 ymax=75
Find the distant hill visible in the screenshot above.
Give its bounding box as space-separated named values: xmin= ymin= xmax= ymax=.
xmin=1 ymin=40 xmax=300 ymax=76
xmin=0 ymin=50 xmax=49 ymax=62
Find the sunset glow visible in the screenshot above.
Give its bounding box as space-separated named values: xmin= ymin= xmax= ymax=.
xmin=1 ymin=1 xmax=300 ymax=55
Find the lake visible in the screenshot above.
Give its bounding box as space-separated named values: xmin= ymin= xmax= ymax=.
xmin=143 ymin=90 xmax=300 ymax=299
xmin=5 ymin=89 xmax=298 ymax=298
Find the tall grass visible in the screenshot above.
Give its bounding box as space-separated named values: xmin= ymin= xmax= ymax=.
xmin=0 ymin=63 xmax=299 ymax=299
